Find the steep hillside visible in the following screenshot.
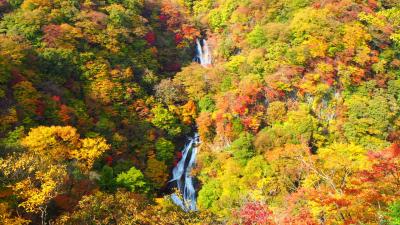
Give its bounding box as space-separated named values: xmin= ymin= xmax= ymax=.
xmin=1 ymin=0 xmax=400 ymax=224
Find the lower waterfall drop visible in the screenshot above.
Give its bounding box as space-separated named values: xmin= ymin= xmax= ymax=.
xmin=170 ymin=133 xmax=199 ymax=211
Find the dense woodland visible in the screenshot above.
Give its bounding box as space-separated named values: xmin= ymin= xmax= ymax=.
xmin=0 ymin=0 xmax=400 ymax=224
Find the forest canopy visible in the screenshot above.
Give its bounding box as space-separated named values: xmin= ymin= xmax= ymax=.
xmin=0 ymin=0 xmax=400 ymax=224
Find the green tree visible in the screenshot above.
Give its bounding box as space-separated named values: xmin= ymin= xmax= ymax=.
xmin=388 ymin=201 xmax=400 ymax=225
xmin=198 ymin=95 xmax=216 ymax=113
xmin=247 ymin=25 xmax=268 ymax=48
xmin=151 ymin=105 xmax=182 ymax=137
xmin=197 ymin=179 xmax=222 ymax=210
xmin=343 ymin=87 xmax=395 ymax=150
xmin=98 ymin=165 xmax=116 ymax=192
xmin=155 ymin=138 xmax=175 ymax=165
xmin=227 ymin=132 xmax=255 ymax=166
xmin=116 ymin=166 xmax=148 ymax=193
xmin=144 ymin=157 xmax=168 ymax=189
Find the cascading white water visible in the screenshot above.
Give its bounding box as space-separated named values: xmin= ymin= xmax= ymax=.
xmin=195 ymin=39 xmax=212 ymax=67
xmin=195 ymin=39 xmax=204 ymax=65
xmin=169 ymin=39 xmax=210 ymax=210
xmin=202 ymin=39 xmax=212 ymax=66
xmin=170 ymin=134 xmax=199 ymax=211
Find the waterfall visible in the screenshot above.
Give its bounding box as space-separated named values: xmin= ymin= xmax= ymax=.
xmin=170 ymin=133 xmax=199 ymax=211
xmin=194 ymin=39 xmax=212 ymax=67
xmin=168 ymin=38 xmax=209 ymax=210
xmin=202 ymin=39 xmax=212 ymax=66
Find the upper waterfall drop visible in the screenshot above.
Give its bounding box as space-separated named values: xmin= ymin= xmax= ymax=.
xmin=195 ymin=39 xmax=212 ymax=67
xmin=170 ymin=133 xmax=199 ymax=211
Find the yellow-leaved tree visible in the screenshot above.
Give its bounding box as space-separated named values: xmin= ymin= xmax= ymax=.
xmin=0 ymin=126 xmax=109 ymax=223
xmin=0 ymin=202 xmax=29 ymax=225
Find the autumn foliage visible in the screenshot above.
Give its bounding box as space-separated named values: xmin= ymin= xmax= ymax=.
xmin=1 ymin=0 xmax=400 ymax=224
